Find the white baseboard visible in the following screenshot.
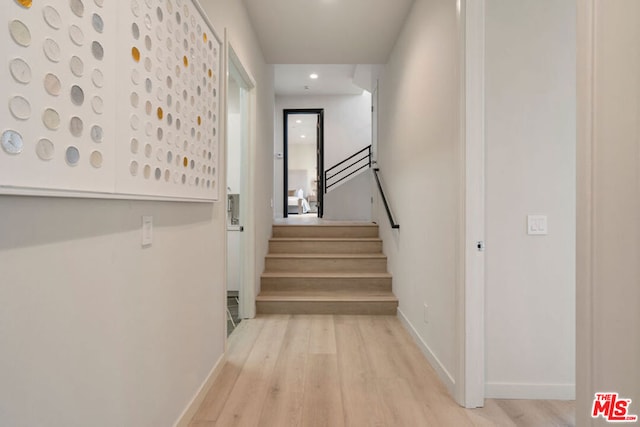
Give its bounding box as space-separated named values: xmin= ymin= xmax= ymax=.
xmin=486 ymin=382 xmax=575 ymax=400
xmin=174 ymin=353 xmax=226 ymax=427
xmin=397 ymin=308 xmax=456 ymax=395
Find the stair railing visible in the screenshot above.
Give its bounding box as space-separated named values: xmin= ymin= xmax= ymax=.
xmin=373 ymin=168 xmax=399 ymax=229
xmin=324 ymin=145 xmax=371 ymax=193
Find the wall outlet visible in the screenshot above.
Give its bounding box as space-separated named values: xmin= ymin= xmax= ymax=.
xmin=527 ymin=215 xmax=548 ymax=235
xmin=423 ymin=303 xmax=429 ymax=323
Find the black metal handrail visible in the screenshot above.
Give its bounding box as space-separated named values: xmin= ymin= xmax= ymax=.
xmin=373 ymin=168 xmax=399 ymax=229
xmin=324 ymin=145 xmax=371 ymax=193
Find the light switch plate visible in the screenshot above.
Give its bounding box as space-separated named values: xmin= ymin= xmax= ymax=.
xmin=527 ymin=215 xmax=548 ymax=235
xmin=142 ymin=216 xmax=153 ymax=246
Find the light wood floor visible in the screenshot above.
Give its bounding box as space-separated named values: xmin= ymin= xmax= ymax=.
xmin=189 ymin=315 xmax=575 ymax=426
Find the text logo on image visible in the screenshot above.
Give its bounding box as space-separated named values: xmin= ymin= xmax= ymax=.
xmin=592 ymin=393 xmax=638 ymax=422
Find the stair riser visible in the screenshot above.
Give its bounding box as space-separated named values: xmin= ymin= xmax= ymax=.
xmin=269 ymin=240 xmax=382 ymax=254
xmin=257 ymin=300 xmax=398 ymax=315
xmin=261 ymin=277 xmax=392 ymax=293
xmin=272 ymin=225 xmax=379 ymax=238
xmin=265 ymin=258 xmax=387 ymax=273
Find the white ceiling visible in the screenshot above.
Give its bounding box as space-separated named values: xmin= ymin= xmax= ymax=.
xmin=288 ymin=114 xmax=317 ymax=145
xmin=275 ymin=64 xmax=364 ymax=96
xmin=242 ymin=0 xmax=415 ymax=64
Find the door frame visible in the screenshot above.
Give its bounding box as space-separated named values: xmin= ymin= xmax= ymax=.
xmin=282 ymin=109 xmax=324 ymax=218
xmin=224 ymin=35 xmax=257 ymax=335
xmin=459 ymin=0 xmax=486 ymax=408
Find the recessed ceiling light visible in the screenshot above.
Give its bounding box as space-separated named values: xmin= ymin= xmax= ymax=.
xmin=296 ymin=119 xmax=302 ymax=124
xmin=309 ymin=73 xmax=318 ymax=79
xmin=300 ymin=135 xmax=306 ymax=138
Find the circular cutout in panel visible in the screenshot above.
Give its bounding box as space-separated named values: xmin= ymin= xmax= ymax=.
xmin=43 ymin=6 xmax=62 ymax=29
xmin=91 ymin=125 xmax=103 ymax=143
xmin=144 ymin=14 xmax=152 ymax=30
xmin=166 ymin=113 xmax=173 ymax=126
xmin=43 ymin=108 xmax=61 ymax=130
xmin=145 ymin=78 xmax=152 ymax=93
xmin=9 ymin=58 xmax=32 ymax=84
xmin=144 ymin=35 xmax=152 ymax=51
xmin=130 ymin=92 xmax=139 ymax=108
xmin=157 ymin=127 xmax=163 ymax=141
xmin=44 ymin=73 xmax=62 ymax=96
xmin=130 ymin=114 xmax=140 ymax=130
xmin=181 ymin=174 xmax=186 ymax=184
xmin=15 ymin=0 xmax=32 ymax=8
xmin=69 ymin=24 xmax=84 ymax=46
xmin=92 ymin=13 xmax=104 ymax=33
xmin=156 ymin=87 xmax=163 ymax=101
xmin=1 ymin=130 xmax=24 ymax=155
xmin=166 ymin=94 xmax=172 ymax=107
xmin=157 ymin=6 xmax=164 ymax=21
xmin=130 ymin=138 xmax=139 ymax=153
xmin=9 ymin=20 xmax=31 ymax=47
xmin=145 ymin=122 xmax=153 ymax=136
xmin=95 ymin=0 xmax=104 ymax=7
xmin=90 ymin=150 xmax=103 ymax=168
xmin=69 ymin=116 xmax=83 ymax=137
xmin=155 ymin=25 xmax=163 ymax=41
xmin=143 ymin=164 xmax=151 ymax=179
xmin=65 ymin=146 xmax=80 ymax=166
xmin=176 ymin=11 xmax=181 ymax=24
xmin=155 ymin=47 xmax=163 ymax=62
xmin=91 ymin=69 xmax=104 ymax=88
xmin=164 ymin=169 xmax=170 ymax=182
xmin=167 ymin=151 xmax=173 ymax=163
xmin=131 ymin=46 xmax=141 ymax=62
xmin=155 ymin=67 xmax=163 ymax=81
xmin=43 ymin=38 xmax=61 ymax=62
xmin=36 ymin=138 xmax=55 ymax=160
xmin=144 ymin=57 xmax=152 ymax=72
xmin=70 ymin=0 xmax=85 ymax=17
xmin=156 ymin=147 xmax=164 ymax=161
xmin=145 ymin=100 xmax=152 ymax=115
xmin=130 ymin=160 xmax=139 ymax=176
xmin=70 ymin=85 xmax=85 ymax=106
xmin=183 ymin=56 xmax=188 ymax=67
xmin=92 ymin=96 xmax=104 ymax=114
xmin=70 ymin=56 xmax=84 ymax=77
xmin=157 ymin=107 xmax=163 ymax=120
xmin=131 ymin=0 xmax=140 ymax=16
xmin=9 ymin=96 xmax=31 ymax=120
xmin=154 ymin=167 xmax=161 ymax=180
xmin=131 ymin=68 xmax=141 ymax=85
xmin=91 ymin=41 xmax=104 ymax=60
xmin=132 ymin=22 xmax=140 ymax=39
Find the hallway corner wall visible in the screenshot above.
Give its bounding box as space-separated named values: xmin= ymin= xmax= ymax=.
xmin=484 ymin=0 xmax=576 ymax=399
xmin=375 ymin=0 xmax=463 ymax=394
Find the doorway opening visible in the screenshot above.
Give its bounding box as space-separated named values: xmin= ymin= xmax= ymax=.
xmin=283 ymin=109 xmax=324 ymax=218
xmin=226 ymin=45 xmax=255 ymax=336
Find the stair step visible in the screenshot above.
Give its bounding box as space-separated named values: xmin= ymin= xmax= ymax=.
xmin=269 ymin=237 xmax=383 ymax=254
xmin=272 ymin=223 xmax=379 ymax=238
xmin=261 ymin=272 xmax=392 ymax=292
xmin=264 ymin=253 xmax=388 ymax=273
xmin=256 ymin=292 xmax=398 ymax=315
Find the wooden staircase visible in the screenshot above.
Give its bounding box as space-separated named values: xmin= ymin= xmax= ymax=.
xmin=256 ymin=223 xmax=398 ymax=315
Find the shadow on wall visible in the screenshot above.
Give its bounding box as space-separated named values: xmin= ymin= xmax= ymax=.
xmin=0 ymin=196 xmax=216 ymax=251
xmin=322 ymin=169 xmax=373 ymax=221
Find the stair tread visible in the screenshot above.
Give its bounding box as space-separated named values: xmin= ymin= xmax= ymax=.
xmin=270 ymin=237 xmax=382 ymax=242
xmin=266 ymin=253 xmax=386 ymax=259
xmin=257 ymin=292 xmax=398 ymax=302
xmin=261 ymin=271 xmax=392 ymax=278
xmin=273 ymin=222 xmax=376 ymax=227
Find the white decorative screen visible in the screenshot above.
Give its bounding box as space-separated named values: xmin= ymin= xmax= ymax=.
xmin=1 ymin=0 xmax=221 ymax=201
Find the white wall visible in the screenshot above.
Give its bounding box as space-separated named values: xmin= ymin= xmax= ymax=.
xmin=323 ymin=169 xmax=373 ymax=221
xmin=375 ymin=0 xmax=462 ymax=393
xmin=577 ymin=1 xmax=640 ymax=424
xmin=484 ymin=0 xmax=576 ymax=399
xmin=0 ymin=1 xmax=274 ymax=425
xmin=288 ymin=143 xmax=316 ymax=197
xmin=274 ymin=93 xmax=371 ymax=218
